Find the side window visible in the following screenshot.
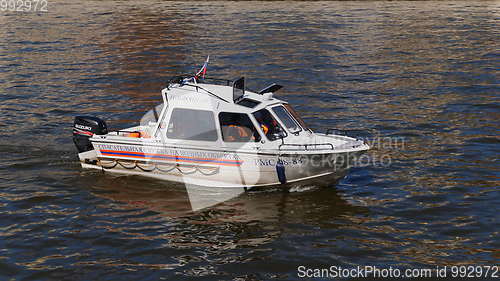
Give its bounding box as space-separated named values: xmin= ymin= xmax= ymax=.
xmin=252 ymin=109 xmax=287 ymax=141
xmin=167 ymin=108 xmax=217 ymax=141
xmin=219 ymin=112 xmax=261 ymax=143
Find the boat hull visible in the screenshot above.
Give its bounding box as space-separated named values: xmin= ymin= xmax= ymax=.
xmin=79 ymin=143 xmax=366 ymax=189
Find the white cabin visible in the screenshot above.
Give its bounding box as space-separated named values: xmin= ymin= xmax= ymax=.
xmin=91 ymin=78 xmax=366 ymax=155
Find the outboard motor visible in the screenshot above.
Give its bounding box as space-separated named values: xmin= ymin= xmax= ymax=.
xmin=73 ymin=116 xmax=108 ymax=153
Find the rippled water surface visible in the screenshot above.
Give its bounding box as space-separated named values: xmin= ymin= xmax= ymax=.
xmin=0 ymin=1 xmax=499 ymax=280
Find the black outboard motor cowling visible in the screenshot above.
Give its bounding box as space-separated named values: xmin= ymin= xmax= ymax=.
xmin=73 ymin=116 xmax=108 ymax=153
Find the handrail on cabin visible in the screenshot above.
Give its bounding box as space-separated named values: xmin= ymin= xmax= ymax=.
xmin=278 ymin=143 xmax=335 ymax=151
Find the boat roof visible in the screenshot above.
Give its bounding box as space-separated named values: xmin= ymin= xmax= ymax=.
xmin=163 ymin=81 xmax=286 ymax=114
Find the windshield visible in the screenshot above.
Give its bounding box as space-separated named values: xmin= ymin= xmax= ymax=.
xmin=140 ymin=103 xmax=165 ymax=124
xmin=283 ymin=104 xmax=310 ymax=131
xmin=271 ymin=105 xmax=302 ymax=133
xmin=252 ymin=109 xmax=286 ymax=141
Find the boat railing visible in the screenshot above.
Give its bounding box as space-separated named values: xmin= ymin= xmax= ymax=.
xmin=199 ymin=77 xmax=233 ymax=86
xmin=167 ymin=75 xmax=234 ymax=87
xmin=115 ymin=130 xmax=138 ymax=134
xmin=278 ymin=143 xmax=334 ymax=151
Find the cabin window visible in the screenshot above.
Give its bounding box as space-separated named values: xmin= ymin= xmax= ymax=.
xmin=252 ymin=109 xmax=287 ymax=141
xmin=236 ymin=98 xmax=261 ymax=108
xmin=283 ymin=104 xmax=310 ymax=131
xmin=219 ymin=112 xmax=261 ymax=143
xmin=167 ymin=108 xmax=218 ymax=141
xmin=272 ymin=105 xmax=302 ymax=134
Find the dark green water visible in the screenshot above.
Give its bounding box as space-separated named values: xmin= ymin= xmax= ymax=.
xmin=0 ymin=1 xmax=498 ymax=280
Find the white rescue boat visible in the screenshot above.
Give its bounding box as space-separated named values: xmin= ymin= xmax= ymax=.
xmin=73 ymin=60 xmax=369 ymax=189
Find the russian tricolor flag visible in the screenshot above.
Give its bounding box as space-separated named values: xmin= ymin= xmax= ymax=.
xmin=195 ymin=56 xmax=210 ymax=79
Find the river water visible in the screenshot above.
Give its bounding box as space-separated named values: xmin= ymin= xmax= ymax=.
xmin=0 ymin=1 xmax=498 ymax=280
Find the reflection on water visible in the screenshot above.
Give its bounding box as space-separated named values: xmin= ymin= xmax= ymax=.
xmin=88 ymin=174 xmax=368 ymax=254
xmin=90 ymin=173 xmax=352 ymax=218
xmin=0 ymin=1 xmax=498 ymax=280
